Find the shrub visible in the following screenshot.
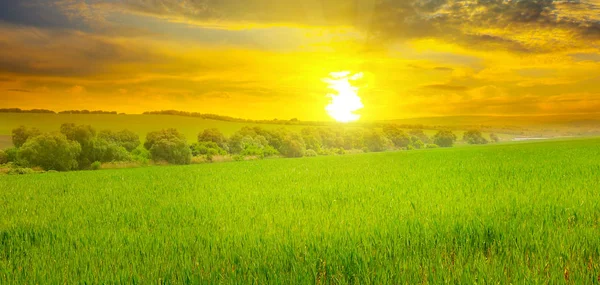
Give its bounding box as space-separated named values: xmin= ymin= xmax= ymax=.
xmin=433 ymin=130 xmax=457 ymax=147
xmin=409 ymin=129 xmax=430 ymax=144
xmin=12 ymin=126 xmax=41 ymax=148
xmin=280 ymin=138 xmax=306 ymax=158
xmin=98 ymin=129 xmax=140 ymax=152
xmin=90 ymin=161 xmax=101 ymax=170
xmin=191 ymin=142 xmax=227 ymax=156
xmin=4 ymin=147 xmax=18 ymax=163
xmin=305 ymin=149 xmax=318 ymax=157
xmin=490 ymin=133 xmax=500 ymax=143
xmin=144 ymin=129 xmax=186 ymax=150
xmin=145 ymin=129 xmax=191 ymax=165
xmin=0 ymin=150 xmax=7 ymax=164
xmin=410 ymin=139 xmax=425 ymax=150
xmin=464 ymin=130 xmax=489 ymax=145
xmin=383 ymin=125 xmax=410 ymax=148
xmin=198 ymin=128 xmax=228 ymax=149
xmin=149 ymin=138 xmax=192 ymax=165
xmin=364 ymin=130 xmax=392 ymax=152
xmin=19 ymin=133 xmax=81 ymax=171
xmin=426 ymin=144 xmax=439 ymax=149
xmin=7 ymin=167 xmax=35 ymax=175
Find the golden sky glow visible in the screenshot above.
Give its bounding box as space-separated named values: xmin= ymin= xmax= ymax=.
xmin=0 ymin=0 xmax=599 ymax=121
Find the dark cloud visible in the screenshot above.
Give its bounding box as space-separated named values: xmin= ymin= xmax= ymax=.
xmin=108 ymin=0 xmax=600 ymax=51
xmin=367 ymin=0 xmax=600 ymax=51
xmin=6 ymin=89 xmax=32 ymax=93
xmin=0 ymin=0 xmax=93 ymax=30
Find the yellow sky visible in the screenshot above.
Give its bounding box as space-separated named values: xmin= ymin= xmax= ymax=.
xmin=0 ymin=0 xmax=599 ymax=121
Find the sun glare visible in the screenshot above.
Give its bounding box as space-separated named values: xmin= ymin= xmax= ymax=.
xmin=324 ymin=71 xmax=364 ymax=123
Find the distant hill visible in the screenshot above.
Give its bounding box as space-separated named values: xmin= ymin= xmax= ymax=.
xmin=386 ymin=114 xmax=600 ymax=128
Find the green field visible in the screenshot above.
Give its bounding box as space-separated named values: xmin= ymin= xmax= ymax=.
xmin=0 ymin=113 xmax=515 ymax=149
xmin=1 ymin=138 xmax=599 ymax=283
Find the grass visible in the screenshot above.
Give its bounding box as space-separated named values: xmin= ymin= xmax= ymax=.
xmin=2 ymin=138 xmax=599 ymax=283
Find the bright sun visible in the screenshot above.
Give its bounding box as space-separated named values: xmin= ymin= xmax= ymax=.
xmin=324 ymin=71 xmax=364 ymax=123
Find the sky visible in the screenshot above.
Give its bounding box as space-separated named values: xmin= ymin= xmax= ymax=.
xmin=0 ymin=0 xmax=599 ymax=121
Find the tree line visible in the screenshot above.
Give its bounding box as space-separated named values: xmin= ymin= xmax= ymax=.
xmin=0 ymin=124 xmax=498 ymax=172
xmin=0 ymin=108 xmax=121 ymax=115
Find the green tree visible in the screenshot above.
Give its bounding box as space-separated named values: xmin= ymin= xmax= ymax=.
xmin=383 ymin=125 xmax=410 ymax=148
xmin=364 ymin=130 xmax=392 ymax=152
xmin=18 ymin=133 xmax=81 ymax=171
xmin=490 ymin=133 xmax=500 ymax=143
xmin=280 ymin=133 xmax=306 ymax=158
xmin=409 ymin=129 xmax=430 ymax=144
xmin=0 ymin=149 xmax=7 ymax=164
xmin=144 ymin=128 xmax=186 ymax=150
xmin=198 ymin=128 xmax=228 ymax=149
xmin=60 ymin=124 xmax=98 ymax=169
xmin=146 ymin=129 xmax=191 ymax=164
xmin=433 ymin=130 xmax=457 ymax=147
xmin=149 ymin=138 xmax=192 ymax=165
xmin=12 ymin=126 xmax=41 ymax=148
xmin=464 ymin=130 xmax=489 ymax=145
xmin=98 ymin=129 xmax=140 ymax=152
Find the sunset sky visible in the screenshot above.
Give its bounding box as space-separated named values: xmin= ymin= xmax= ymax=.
xmin=1 ymin=0 xmax=599 ymax=121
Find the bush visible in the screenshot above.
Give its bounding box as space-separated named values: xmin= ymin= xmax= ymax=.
xmin=144 ymin=128 xmax=185 ymax=150
xmin=145 ymin=129 xmax=191 ymax=165
xmin=98 ymin=129 xmax=140 ymax=152
xmin=383 ymin=125 xmax=410 ymax=148
xmin=426 ymin=144 xmax=439 ymax=149
xmin=7 ymin=167 xmax=35 ymax=175
xmin=305 ymin=149 xmax=318 ymax=157
xmin=90 ymin=161 xmax=101 ymax=170
xmin=12 ymin=126 xmax=41 ymax=148
xmin=280 ymin=138 xmax=306 ymax=158
xmin=191 ymin=142 xmax=227 ymax=156
xmin=464 ymin=130 xmax=488 ymax=145
xmin=149 ymin=138 xmax=192 ymax=165
xmin=88 ymin=139 xmax=131 ymax=164
xmin=4 ymin=147 xmax=18 ymax=163
xmin=19 ymin=133 xmax=81 ymax=171
xmin=131 ymin=146 xmax=151 ymax=161
xmin=490 ymin=133 xmax=500 ymax=143
xmin=0 ymin=150 xmax=7 ymax=164
xmin=433 ymin=130 xmax=457 ymax=147
xmin=364 ymin=130 xmax=392 ymax=152
xmin=410 ymin=138 xmax=425 ymax=150
xmin=198 ymin=128 xmax=228 ymax=149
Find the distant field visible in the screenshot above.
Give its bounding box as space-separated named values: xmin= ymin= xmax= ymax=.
xmin=1 ymin=138 xmax=599 ymax=283
xmin=0 ymin=113 xmax=515 ymax=149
